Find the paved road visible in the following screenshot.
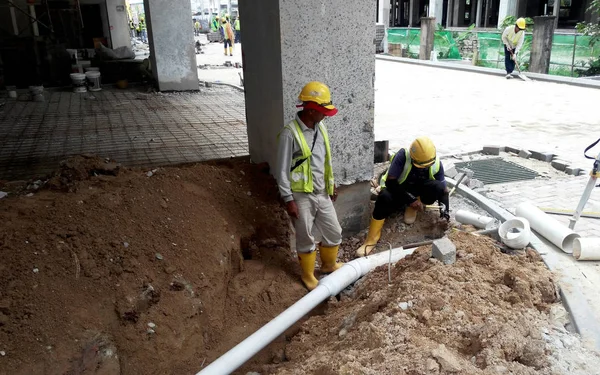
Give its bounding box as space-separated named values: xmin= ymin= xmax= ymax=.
xmin=375 ymin=59 xmax=600 ymax=169
xmin=196 ymin=41 xmax=243 ymax=87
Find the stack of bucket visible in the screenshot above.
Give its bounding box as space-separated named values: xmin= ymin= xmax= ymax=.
xmin=70 ymin=67 xmax=102 ymax=93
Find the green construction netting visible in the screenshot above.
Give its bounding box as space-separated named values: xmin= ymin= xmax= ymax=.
xmin=388 ymin=28 xmax=462 ymax=59
xmin=388 ymin=27 xmax=599 ymax=77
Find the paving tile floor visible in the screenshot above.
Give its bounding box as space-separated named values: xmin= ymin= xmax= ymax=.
xmin=0 ymin=86 xmax=248 ymax=180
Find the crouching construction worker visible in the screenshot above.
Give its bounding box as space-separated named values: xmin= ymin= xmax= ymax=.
xmin=501 ymin=17 xmax=526 ymax=79
xmin=276 ymin=81 xmax=343 ymax=290
xmin=356 ymin=137 xmax=450 ymax=257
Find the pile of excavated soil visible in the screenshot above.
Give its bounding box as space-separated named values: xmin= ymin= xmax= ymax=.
xmin=0 ymin=157 xmax=307 ymax=375
xmin=259 ymin=231 xmax=600 ymax=375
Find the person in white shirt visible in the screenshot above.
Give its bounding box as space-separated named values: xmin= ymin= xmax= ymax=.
xmin=501 ymin=18 xmax=526 ymax=79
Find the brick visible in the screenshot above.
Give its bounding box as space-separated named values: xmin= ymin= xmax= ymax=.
xmin=432 ymin=237 xmax=456 ymax=265
xmin=551 ymin=160 xmax=569 ymax=172
xmin=518 ymin=150 xmax=532 ymax=159
xmin=467 ymin=179 xmax=484 ymax=189
xmin=444 ymin=164 xmax=459 ymax=179
xmin=483 ymin=145 xmax=502 ymax=155
xmin=530 ymin=151 xmax=554 ymax=162
xmin=505 ymin=146 xmax=520 ymax=154
xmin=565 ymin=167 xmax=581 ymax=176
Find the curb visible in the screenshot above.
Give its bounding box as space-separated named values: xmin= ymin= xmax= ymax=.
xmin=376 ymin=55 xmax=600 ymax=90
xmin=199 ymin=80 xmax=244 ymax=92
xmin=446 ymin=176 xmax=600 ymax=350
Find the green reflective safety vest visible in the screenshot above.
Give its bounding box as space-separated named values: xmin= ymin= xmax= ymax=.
xmin=234 ymin=19 xmax=240 ymax=31
xmin=380 ymin=149 xmax=440 ymax=188
xmin=279 ymin=120 xmax=335 ymax=196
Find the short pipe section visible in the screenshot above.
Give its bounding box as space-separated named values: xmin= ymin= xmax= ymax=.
xmin=455 ymin=209 xmax=495 ymax=230
xmin=573 ymin=238 xmax=600 ymax=260
xmin=515 ymin=202 xmax=580 ymax=253
xmin=498 ymin=218 xmax=531 ymax=249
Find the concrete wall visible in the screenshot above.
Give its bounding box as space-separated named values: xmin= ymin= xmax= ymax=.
xmin=240 ymin=0 xmax=376 ymax=233
xmin=144 ymin=0 xmax=199 ymax=91
xmin=106 ymin=0 xmax=132 ymax=49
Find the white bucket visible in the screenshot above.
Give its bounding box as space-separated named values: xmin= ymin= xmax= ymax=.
xmin=70 ymin=73 xmax=87 ymax=93
xmin=573 ymin=238 xmax=600 ymax=261
xmin=84 ymin=67 xmax=100 ymax=73
xmin=498 ymin=218 xmax=531 ymax=249
xmin=85 ymin=71 xmax=102 ymax=91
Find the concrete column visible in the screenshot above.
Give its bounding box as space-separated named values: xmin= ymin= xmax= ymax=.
xmin=551 ymin=0 xmax=560 ymax=28
xmin=453 ymin=0 xmax=466 ymax=26
xmin=476 ymin=0 xmax=483 ymax=26
xmin=529 ymin=16 xmax=556 ymax=74
xmin=497 ymin=0 xmax=517 ymax=28
xmin=420 ymin=17 xmax=436 ymax=59
xmin=470 ymin=0 xmax=477 ymax=25
xmin=239 ymin=0 xmax=375 ymax=234
xmin=446 ymin=0 xmax=454 ymax=26
xmin=429 ymin=0 xmax=444 ymax=26
xmin=106 ymin=0 xmax=132 ymax=49
xmin=381 ymin=0 xmax=391 ymax=53
xmin=143 ymin=0 xmax=198 ymax=91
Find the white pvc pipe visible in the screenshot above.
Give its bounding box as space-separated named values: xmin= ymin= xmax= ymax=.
xmin=573 ymin=238 xmax=600 ymax=260
xmin=197 ymin=248 xmax=415 ymax=375
xmin=498 ymin=218 xmax=531 ymax=249
xmin=455 ymin=209 xmax=495 ymax=229
xmin=515 ymin=202 xmax=581 ymax=253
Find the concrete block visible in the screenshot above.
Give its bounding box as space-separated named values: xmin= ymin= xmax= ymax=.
xmin=374 ymin=141 xmax=389 ymax=163
xmin=467 ymin=179 xmax=484 ymax=189
xmin=551 ymin=160 xmax=569 ymax=172
xmin=432 ymin=237 xmax=456 ymax=265
xmin=518 ymin=150 xmax=532 ymax=159
xmin=530 ymin=151 xmax=554 ymax=162
xmin=483 ymin=145 xmax=502 ymax=155
xmin=505 ymin=146 xmax=520 ymax=154
xmin=444 ymin=164 xmax=459 ymax=179
xmin=565 ymin=167 xmax=581 ymax=176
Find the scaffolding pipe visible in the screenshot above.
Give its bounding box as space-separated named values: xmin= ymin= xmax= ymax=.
xmin=197 ymin=247 xmax=415 ymax=375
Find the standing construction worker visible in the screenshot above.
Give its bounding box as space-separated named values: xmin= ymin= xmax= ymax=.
xmin=501 ymin=17 xmax=526 ymax=79
xmin=211 ymin=15 xmax=219 ymax=32
xmin=194 ymin=19 xmax=201 ymax=36
xmin=234 ymin=16 xmax=241 ymax=43
xmin=139 ymin=17 xmax=147 ymax=43
xmin=221 ymin=17 xmax=235 ymax=56
xmin=356 ymin=137 xmax=450 ymax=257
xmin=276 ymin=81 xmax=343 ymax=291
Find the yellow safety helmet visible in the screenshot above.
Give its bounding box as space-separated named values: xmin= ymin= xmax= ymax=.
xmin=516 ymin=17 xmax=526 ymax=30
xmin=409 ymin=136 xmax=437 ymax=168
xmin=298 ymin=81 xmax=338 ymax=116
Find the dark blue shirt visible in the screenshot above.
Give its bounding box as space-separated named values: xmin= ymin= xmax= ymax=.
xmin=388 ymin=149 xmax=446 ymax=187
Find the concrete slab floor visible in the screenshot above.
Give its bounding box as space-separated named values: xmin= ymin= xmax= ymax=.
xmin=0 ymin=86 xmax=248 ymax=181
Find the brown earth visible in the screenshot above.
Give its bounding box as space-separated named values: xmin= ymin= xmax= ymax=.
xmin=260 ymin=231 xmax=562 ymax=375
xmin=0 ymin=156 xmax=308 ymax=375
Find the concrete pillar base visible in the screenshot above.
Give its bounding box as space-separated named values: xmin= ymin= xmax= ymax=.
xmin=420 ymin=17 xmax=436 ymax=60
xmin=335 ymin=182 xmax=372 ymax=236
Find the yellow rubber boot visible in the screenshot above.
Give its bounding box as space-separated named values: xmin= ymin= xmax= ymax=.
xmin=297 ymin=252 xmax=319 ymax=291
xmin=404 ymin=197 xmax=420 ymax=225
xmin=319 ymin=245 xmax=343 ymax=273
xmin=356 ymin=218 xmax=385 ymax=257
xmin=224 ymin=48 xmax=228 ymax=56
xmin=229 ymin=47 xmax=233 ymax=56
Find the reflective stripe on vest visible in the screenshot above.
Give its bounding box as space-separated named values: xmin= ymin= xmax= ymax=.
xmin=380 ymin=149 xmax=440 ymax=188
xmin=279 ymin=120 xmax=334 ymax=195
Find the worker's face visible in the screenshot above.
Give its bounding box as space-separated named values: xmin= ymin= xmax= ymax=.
xmin=514 ymin=26 xmax=521 ymax=32
xmin=308 ymin=109 xmax=325 ymax=124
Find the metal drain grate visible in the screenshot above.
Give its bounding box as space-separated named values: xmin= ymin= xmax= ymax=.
xmin=454 ymin=158 xmax=539 ymax=185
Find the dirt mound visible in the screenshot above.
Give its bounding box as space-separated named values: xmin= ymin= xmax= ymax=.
xmin=259 ymin=232 xmax=596 ymax=375
xmin=0 ymin=158 xmax=306 ymax=375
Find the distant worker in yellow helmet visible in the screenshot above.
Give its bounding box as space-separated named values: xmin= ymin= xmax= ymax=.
xmin=502 ymin=17 xmax=526 ymax=79
xmin=221 ymin=17 xmax=235 ymax=56
xmin=276 ymin=81 xmax=343 ymax=291
xmin=356 ymin=136 xmax=449 ymax=257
